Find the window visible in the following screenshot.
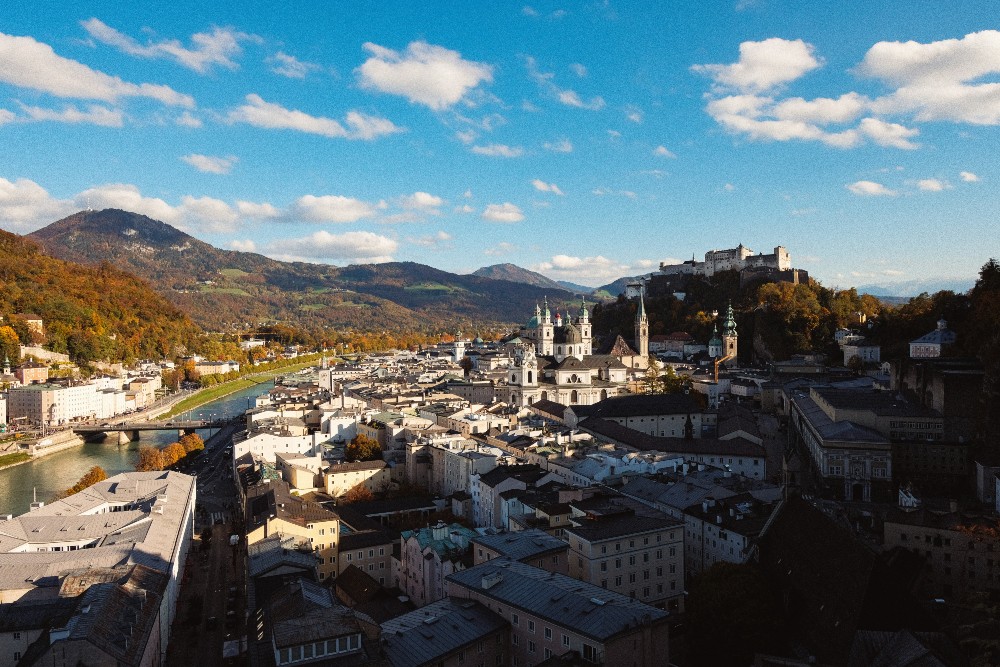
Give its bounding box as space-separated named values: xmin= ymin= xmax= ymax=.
xmin=600 ymin=561 xmax=607 ymax=572
xmin=528 ymin=620 xmax=535 ymax=633
xmin=545 ymin=648 xmax=553 ymax=659
xmin=563 ymin=634 xmax=571 ymax=647
xmin=528 ymin=641 xmax=536 ymax=654
xmin=512 ymin=613 xmax=519 ymax=626
xmin=545 ymin=627 xmax=552 ymax=640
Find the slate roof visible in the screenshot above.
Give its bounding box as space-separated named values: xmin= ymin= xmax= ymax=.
xmin=578 ymin=416 xmax=765 ymax=458
xmin=267 ymin=579 xmax=360 ymax=649
xmin=470 ymin=529 xmax=568 ymax=561
xmin=447 ymin=559 xmax=667 ymax=643
xmin=585 ymin=393 xmax=702 ymax=418
xmin=381 ymin=598 xmax=508 ymax=667
xmin=245 ymin=480 xmax=340 ymax=534
xmin=563 ymin=514 xmax=681 ymax=542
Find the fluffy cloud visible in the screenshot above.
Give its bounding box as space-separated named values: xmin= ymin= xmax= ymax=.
xmin=570 ymin=63 xmax=587 ymax=77
xmin=533 ymin=254 xmax=635 ymax=283
xmin=175 ymin=111 xmax=202 ymax=128
xmin=81 ymin=18 xmax=252 ymax=73
xmin=531 ymin=179 xmax=564 ymax=195
xmin=236 ymin=201 xmax=280 ymax=218
xmin=408 ymin=230 xmax=452 ymax=247
xmin=181 ymin=154 xmax=237 ymax=174
xmin=692 ymin=38 xmax=821 ymax=93
xmin=267 ymin=51 xmax=320 ymax=79
xmin=77 ymin=183 xmax=182 ymax=224
xmin=846 ymin=180 xmax=897 ymax=197
xmin=771 ymin=92 xmax=867 ymax=124
xmin=229 ymin=239 xmax=257 ymax=252
xmin=0 ymin=32 xmax=193 ymax=107
xmin=179 ymin=194 xmax=240 ymax=233
xmin=543 ymin=138 xmax=573 ymax=153
xmin=356 ymin=41 xmax=492 ymax=110
xmin=526 ymin=57 xmax=605 ymax=110
xmin=397 ymin=192 xmax=444 ymax=216
xmin=454 ymin=204 xmax=475 ymax=214
xmin=0 ymin=177 xmax=76 ymax=232
xmin=653 ymin=145 xmax=676 ymax=158
xmin=484 ymin=241 xmax=516 ymax=256
xmin=857 ymin=117 xmax=920 ymax=149
xmin=18 ymin=103 xmax=124 ymax=127
xmin=471 ymin=144 xmax=524 ymax=157
xmin=916 ymin=178 xmax=951 ymax=192
xmin=226 ymin=94 xmax=402 ymax=140
xmin=960 ymin=171 xmax=979 ymax=182
xmin=859 ymin=30 xmax=1000 ymax=124
xmin=482 ymin=203 xmax=524 ymax=223
xmin=292 ymin=194 xmax=380 ymax=223
xmin=267 ymin=230 xmax=397 ymax=263
xmin=0 ymin=109 xmax=13 ymax=125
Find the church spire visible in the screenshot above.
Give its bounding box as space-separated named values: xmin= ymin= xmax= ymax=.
xmin=635 ymin=288 xmax=648 ymax=358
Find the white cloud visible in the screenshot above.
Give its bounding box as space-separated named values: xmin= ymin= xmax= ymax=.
xmin=724 ymin=183 xmax=736 ymax=192
xmin=292 ymin=194 xmax=380 ymax=223
xmin=857 ymin=117 xmax=919 ymax=149
xmin=570 ymin=63 xmax=587 ymax=77
xmin=626 ymin=107 xmax=644 ymax=123
xmin=543 ymin=138 xmax=573 ymax=153
xmin=859 ymin=30 xmax=1000 ymax=125
xmin=846 ymin=180 xmax=898 ymax=197
xmin=236 ymin=201 xmax=280 ymax=218
xmin=771 ymin=92 xmax=867 ymax=124
xmin=81 ymin=18 xmax=252 ymax=73
xmin=175 ymin=111 xmax=202 ymax=127
xmin=526 ymin=56 xmax=605 ymax=110
xmin=653 ymin=145 xmax=676 ymax=158
xmin=356 ymin=41 xmax=492 ymax=110
xmin=482 ymin=203 xmax=524 ymax=223
xmin=592 ymin=188 xmax=636 ymax=198
xmin=692 ymin=38 xmax=821 ymax=93
xmin=408 ymin=230 xmax=452 ymax=247
xmin=522 ymin=6 xmax=539 ymax=17
xmin=916 ymin=178 xmax=951 ymax=192
xmin=534 ymin=254 xmax=633 ymax=282
xmin=471 ymin=143 xmax=524 ymax=157
xmin=18 ymin=103 xmax=124 ymax=127
xmin=0 ymin=109 xmax=13 ymax=125
xmin=77 ymin=183 xmax=182 ymax=224
xmin=226 ymin=94 xmax=402 ymax=140
xmin=398 ymin=191 xmax=444 ymax=213
xmin=267 ymin=230 xmax=397 ymax=263
xmin=521 ymin=100 xmax=540 ymax=112
xmin=0 ymin=177 xmax=75 ymax=232
xmin=181 ymin=154 xmax=237 ymax=174
xmin=463 ymin=190 xmax=473 ymax=199
xmin=454 ymin=204 xmax=475 ymax=214
xmin=455 ymin=129 xmax=477 ymax=144
xmin=607 ymin=129 xmax=621 ymax=138
xmin=229 ymin=239 xmax=257 ymax=252
xmin=0 ymin=32 xmax=193 ymax=107
xmin=179 ymin=194 xmax=240 ymax=233
xmin=267 ymin=51 xmax=320 ymax=79
xmin=960 ymin=171 xmax=979 ymax=182
xmin=532 ymin=179 xmax=564 ymax=195
xmin=484 ymin=242 xmax=516 ymax=256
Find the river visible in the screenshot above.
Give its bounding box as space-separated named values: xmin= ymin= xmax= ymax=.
xmin=0 ymin=382 xmax=271 ymax=515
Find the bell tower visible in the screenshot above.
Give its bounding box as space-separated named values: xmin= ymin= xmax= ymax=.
xmin=635 ymin=291 xmax=649 ymax=359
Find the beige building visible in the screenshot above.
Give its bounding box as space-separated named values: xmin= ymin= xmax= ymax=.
xmin=324 ymin=460 xmax=391 ymax=497
xmin=563 ymin=513 xmax=685 ymax=612
xmin=245 ymin=480 xmax=341 ymax=581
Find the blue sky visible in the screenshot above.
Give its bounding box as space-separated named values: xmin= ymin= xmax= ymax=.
xmin=0 ymin=1 xmax=998 ymax=289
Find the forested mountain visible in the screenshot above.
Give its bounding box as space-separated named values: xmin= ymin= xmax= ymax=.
xmin=472 ymin=263 xmax=571 ymax=293
xmin=28 ymin=210 xmax=583 ymax=332
xmin=0 ymin=229 xmax=201 ymax=364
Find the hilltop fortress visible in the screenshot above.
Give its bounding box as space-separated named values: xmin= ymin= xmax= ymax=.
xmin=659 ymin=244 xmax=791 ymax=277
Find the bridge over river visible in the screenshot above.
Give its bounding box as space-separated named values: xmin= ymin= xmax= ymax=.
xmin=73 ymin=418 xmax=234 ymax=442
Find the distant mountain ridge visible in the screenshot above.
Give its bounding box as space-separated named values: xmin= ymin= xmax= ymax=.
xmin=472 ymin=263 xmax=570 ymax=292
xmin=28 ymin=210 xmax=585 ymax=332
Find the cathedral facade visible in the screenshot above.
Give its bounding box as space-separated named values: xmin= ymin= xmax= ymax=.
xmin=505 ymin=298 xmax=631 ymax=407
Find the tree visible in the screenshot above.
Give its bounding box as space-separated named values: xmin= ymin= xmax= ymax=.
xmin=180 ymin=433 xmax=205 ymax=454
xmin=0 ymin=325 xmax=20 ymax=366
xmin=661 ymin=364 xmax=691 ymax=394
xmin=643 ymin=355 xmax=663 ymax=394
xmin=163 ymin=442 xmax=186 ymax=466
xmin=458 ymin=356 xmax=473 ymax=378
xmin=58 ymin=466 xmax=108 ymax=498
xmin=342 ymin=482 xmax=375 ymax=504
xmin=346 ymin=434 xmax=382 ymax=462
xmin=135 ymin=445 xmax=165 ymax=472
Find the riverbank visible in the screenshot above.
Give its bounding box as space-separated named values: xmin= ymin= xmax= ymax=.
xmin=154 ymin=355 xmax=322 ymax=420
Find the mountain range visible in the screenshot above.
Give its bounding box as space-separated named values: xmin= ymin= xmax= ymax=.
xmin=27 ymin=210 xmax=598 ymax=333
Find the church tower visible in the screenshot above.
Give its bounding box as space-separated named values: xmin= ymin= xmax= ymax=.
xmin=708 ymin=325 xmax=722 ymax=358
xmin=635 ymin=291 xmax=649 ymax=359
xmin=539 ymin=296 xmax=554 ymax=355
xmin=722 ymin=302 xmax=738 ymax=364
xmin=576 ymin=298 xmax=592 ymax=356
